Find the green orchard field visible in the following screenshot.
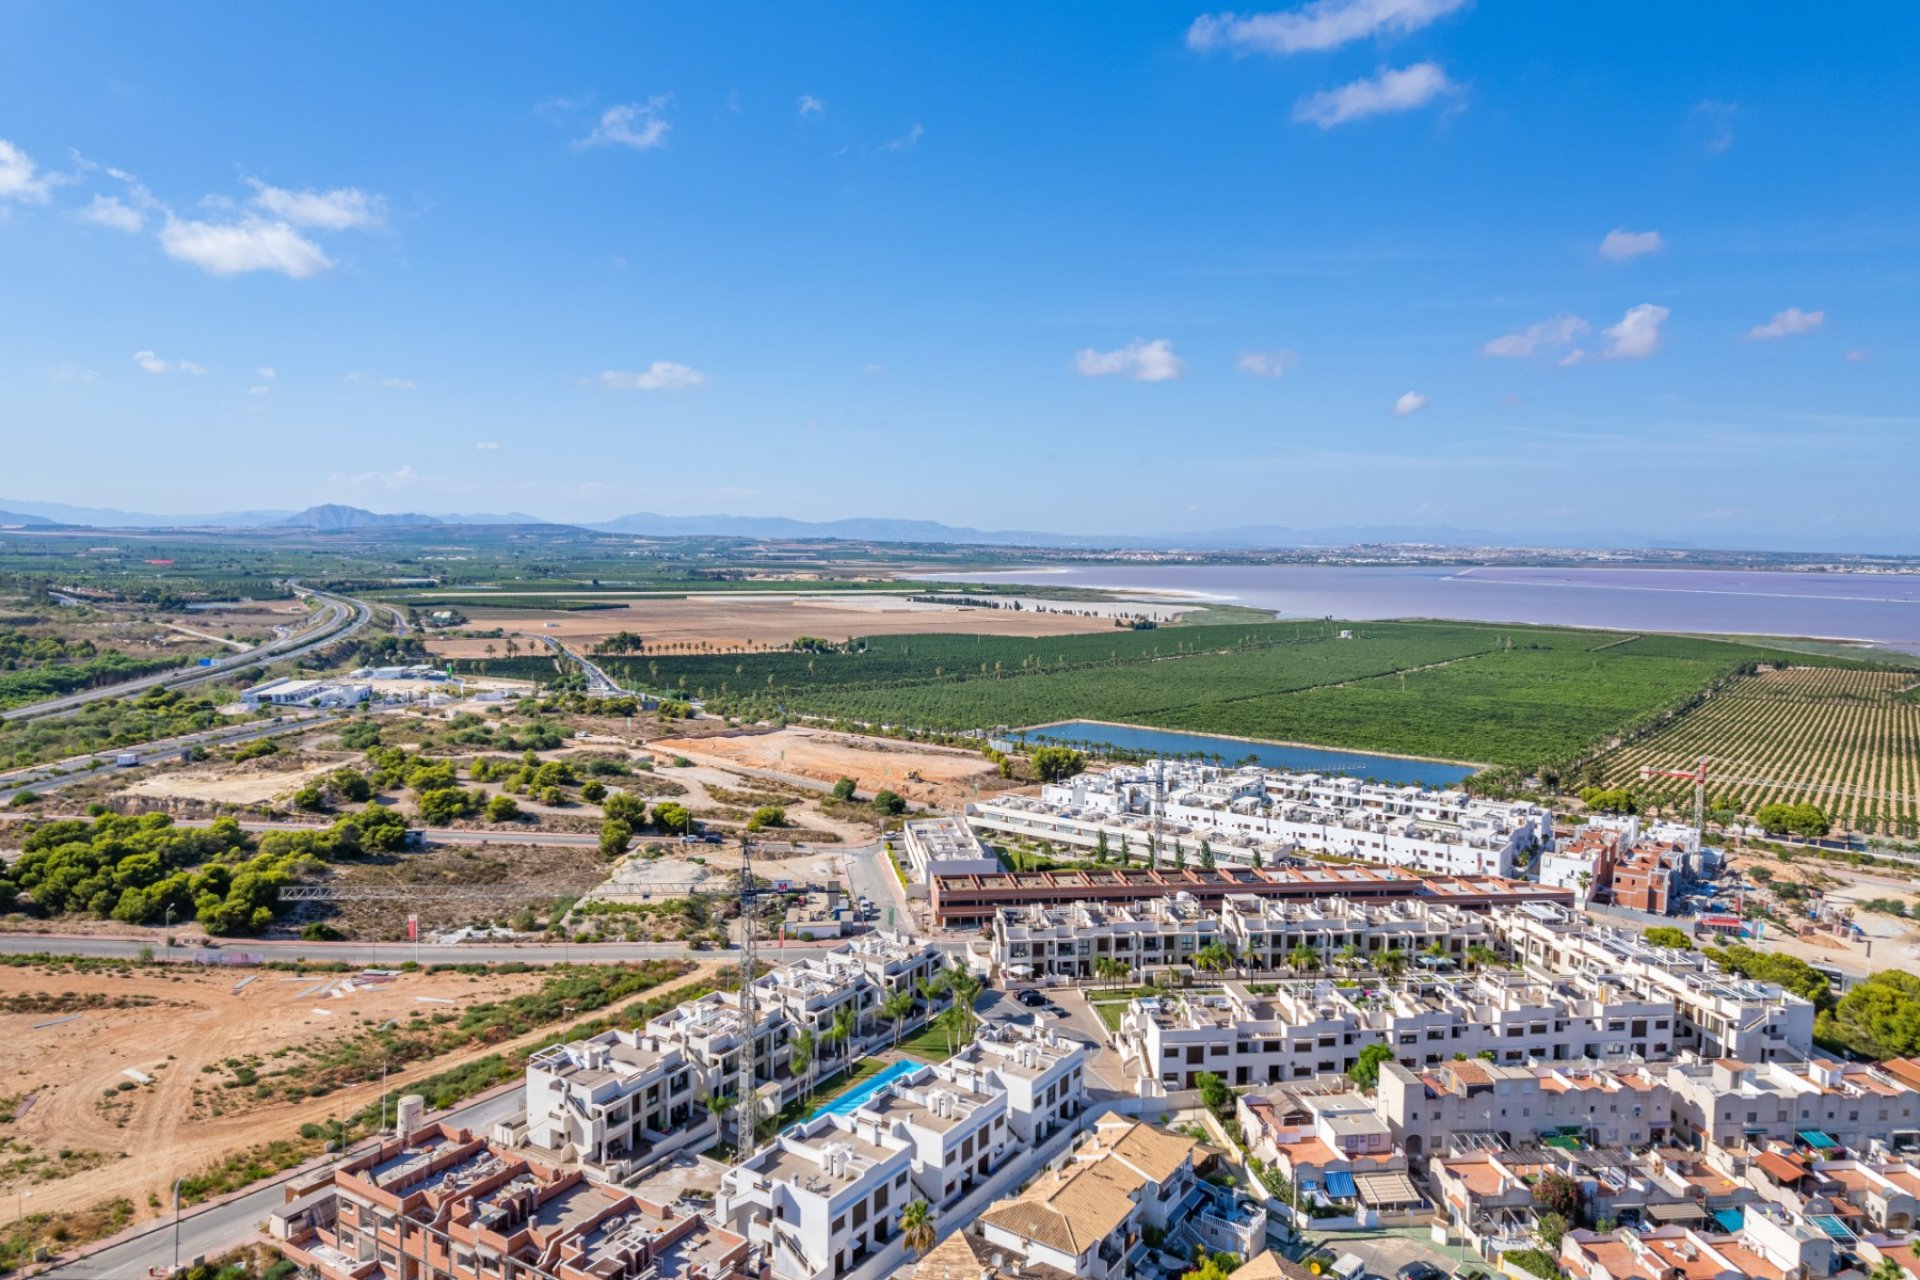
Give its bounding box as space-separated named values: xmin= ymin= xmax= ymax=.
xmin=593 ymin=622 xmax=1897 ymax=771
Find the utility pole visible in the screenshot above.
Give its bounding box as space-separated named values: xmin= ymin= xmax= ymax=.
xmin=172 ymin=1177 xmax=182 ymax=1277
xmin=736 ymin=835 xmax=760 ymax=1150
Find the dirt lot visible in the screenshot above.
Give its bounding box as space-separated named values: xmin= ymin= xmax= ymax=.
xmin=122 ymin=759 xmax=341 ymax=806
xmin=312 ymin=841 xmax=614 ymax=939
xmin=423 ymin=593 xmax=1132 ymax=655
xmin=0 ymin=959 xmax=559 ymax=1222
xmin=647 ymin=727 xmax=1006 ymax=810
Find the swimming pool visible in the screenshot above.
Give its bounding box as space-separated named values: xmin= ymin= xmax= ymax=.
xmin=807 ymin=1059 xmax=929 ymax=1122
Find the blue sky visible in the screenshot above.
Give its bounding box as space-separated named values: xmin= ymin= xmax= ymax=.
xmin=2 ymin=1 xmax=1916 ymax=546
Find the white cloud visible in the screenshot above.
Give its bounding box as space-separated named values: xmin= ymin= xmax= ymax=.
xmin=248 ymin=385 xmax=271 ymax=396
xmin=78 ymin=194 xmax=144 ymax=232
xmin=1393 ymin=390 xmax=1427 ymax=415
xmin=1598 ymin=228 xmax=1663 ymax=261
xmin=1692 ymin=99 xmax=1738 ymax=155
xmin=1074 ymin=338 xmax=1185 ymax=382
xmin=798 ymin=94 xmax=825 ymax=117
xmin=158 ymin=216 xmax=333 ymax=278
xmin=1293 ymin=62 xmax=1456 ymax=128
xmin=1844 ymin=348 xmax=1870 ymax=365
xmin=882 ymin=123 xmax=925 ymax=152
xmin=344 ymin=371 xmax=418 ymax=390
xmin=257 ymin=366 xmax=277 ymax=379
xmin=1237 ymin=349 xmax=1301 ymax=378
xmin=1601 ymin=303 xmax=1668 ymax=360
xmin=246 ymin=181 xmax=384 ymax=230
xmin=134 ymin=349 xmax=206 ymax=376
xmin=1482 ymin=313 xmax=1588 ymax=358
xmin=598 ymin=361 xmax=708 ymax=392
xmin=579 ymin=98 xmax=672 ymax=150
xmin=0 ymin=139 xmax=62 ymax=203
xmin=1747 ymin=307 xmax=1825 ymax=341
xmin=475 ymin=441 xmax=501 ymax=451
xmin=1188 ymin=0 xmax=1470 ymax=54
xmin=48 ymin=361 xmax=96 ymax=382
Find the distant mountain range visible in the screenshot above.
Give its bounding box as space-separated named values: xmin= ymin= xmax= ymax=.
xmin=0 ymin=497 xmax=1912 ymax=555
xmin=0 ymin=509 xmax=55 ymax=527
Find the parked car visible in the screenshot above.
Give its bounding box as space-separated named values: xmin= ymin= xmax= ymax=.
xmin=1015 ymin=989 xmax=1048 ymax=1008
xmin=1398 ymin=1262 xmax=1445 ymax=1280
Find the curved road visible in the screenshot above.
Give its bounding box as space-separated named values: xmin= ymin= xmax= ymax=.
xmin=1 ymin=586 xmax=373 ymax=724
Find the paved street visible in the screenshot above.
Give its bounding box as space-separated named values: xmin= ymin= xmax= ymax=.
xmin=0 ymin=587 xmax=370 ymax=724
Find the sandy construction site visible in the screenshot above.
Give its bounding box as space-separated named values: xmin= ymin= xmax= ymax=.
xmin=423 ymin=592 xmax=1147 ymax=656
xmin=647 ymin=726 xmax=1006 ymax=809
xmin=0 ymin=959 xmax=557 ymax=1223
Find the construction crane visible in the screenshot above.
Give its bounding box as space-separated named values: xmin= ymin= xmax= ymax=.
xmin=735 ymin=835 xmax=763 ymax=1149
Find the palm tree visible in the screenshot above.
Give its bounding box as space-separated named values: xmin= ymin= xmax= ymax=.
xmin=938 ymin=1003 xmax=970 ymax=1056
xmin=1336 ymin=942 xmax=1363 ymax=972
xmin=1870 ymin=1259 xmax=1908 ymax=1280
xmin=831 ymin=1004 xmax=859 ymax=1064
xmin=703 ymin=1091 xmax=735 ymax=1142
xmin=1380 ymin=947 xmax=1409 ymax=978
xmin=1423 ymin=939 xmax=1449 ymax=970
xmin=789 ymin=1029 xmax=816 ymax=1106
xmin=1465 ymin=943 xmax=1500 ymax=971
xmin=1095 ymin=956 xmax=1128 ymax=991
xmin=899 ymin=1199 xmax=936 ymax=1258
xmin=1194 ymin=941 xmax=1234 ymax=975
xmin=1287 ymin=944 xmax=1321 ymax=974
xmin=882 ymin=990 xmax=916 ymax=1048
xmin=949 ymin=968 xmax=984 ymax=1042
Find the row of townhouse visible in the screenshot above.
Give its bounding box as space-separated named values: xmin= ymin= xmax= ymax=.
xmin=988 ymin=891 xmax=1493 ymax=982
xmin=1744 ymin=1147 xmax=1920 ymax=1234
xmin=978 ymin=761 xmax=1552 ymax=877
xmin=1666 ymin=1055 xmax=1920 ymax=1156
xmin=715 ymin=1021 xmax=1087 ymax=1280
xmin=269 ymin=1121 xmax=757 ymax=1280
xmin=1375 ymin=1058 xmax=1675 ymax=1157
xmin=1489 ymin=904 xmax=1817 ymax=1062
xmin=1560 ymin=1214 xmax=1836 ymax=1280
xmin=1118 ymin=974 xmax=1678 ymax=1093
xmin=520 ymin=933 xmax=945 ymax=1177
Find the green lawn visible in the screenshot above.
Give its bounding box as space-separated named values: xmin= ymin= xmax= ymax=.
xmin=894 ymin=1019 xmax=969 ymax=1062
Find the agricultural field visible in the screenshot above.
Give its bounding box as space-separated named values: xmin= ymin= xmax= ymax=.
xmin=1602 ymin=666 xmax=1920 ymax=835
xmin=617 ymin=622 xmax=1888 ymax=770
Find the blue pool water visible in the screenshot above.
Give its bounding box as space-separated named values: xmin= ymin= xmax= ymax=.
xmin=1017 ymin=721 xmax=1477 ymax=787
xmin=808 ymin=1058 xmax=930 ymax=1122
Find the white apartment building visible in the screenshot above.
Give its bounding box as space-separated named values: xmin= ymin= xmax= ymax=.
xmin=946 ymin=1021 xmax=1089 ymax=1145
xmin=825 ymin=929 xmax=947 ymax=1002
xmin=1219 ymin=894 xmax=1492 ymax=971
xmin=898 ymin=817 xmax=1000 ymax=884
xmin=523 ymin=1030 xmax=707 ymax=1177
xmin=970 ymin=761 xmax=1551 ymax=877
xmin=991 ymin=894 xmax=1223 ymax=981
xmin=1489 ymin=904 xmax=1816 ymax=1061
xmin=848 ymin=1061 xmax=1011 ymax=1208
xmin=1374 ymin=1059 xmax=1673 ymax=1157
xmin=1667 ymin=1056 xmax=1920 ymax=1155
xmin=1119 ymin=975 xmax=1676 ymax=1093
xmin=988 ymin=891 xmax=1492 ymax=983
xmin=716 ymin=1113 xmax=914 ymax=1280
xmin=517 ymin=941 xmax=956 ymax=1170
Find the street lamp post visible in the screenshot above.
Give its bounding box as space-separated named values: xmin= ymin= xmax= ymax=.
xmin=172 ymin=1177 xmax=182 ymax=1277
